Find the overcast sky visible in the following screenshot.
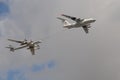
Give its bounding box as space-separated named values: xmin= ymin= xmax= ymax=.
xmin=0 ymin=0 xmax=120 ymax=80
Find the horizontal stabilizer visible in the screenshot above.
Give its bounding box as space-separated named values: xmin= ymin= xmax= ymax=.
xmin=57 ymin=17 xmax=66 ymax=22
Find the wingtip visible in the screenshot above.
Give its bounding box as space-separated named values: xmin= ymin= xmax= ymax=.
xmin=56 ymin=17 xmax=61 ymax=20
xmin=7 ymin=39 xmax=12 ymax=41
xmin=56 ymin=17 xmax=60 ymax=19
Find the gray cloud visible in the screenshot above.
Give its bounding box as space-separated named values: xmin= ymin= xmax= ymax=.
xmin=0 ymin=0 xmax=120 ymax=80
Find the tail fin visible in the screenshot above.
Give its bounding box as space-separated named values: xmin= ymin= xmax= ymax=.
xmin=57 ymin=17 xmax=71 ymax=26
xmin=6 ymin=45 xmax=15 ymax=52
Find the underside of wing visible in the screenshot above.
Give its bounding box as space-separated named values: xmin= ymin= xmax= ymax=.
xmin=61 ymin=14 xmax=81 ymax=22
xmin=8 ymin=39 xmax=23 ymax=43
xmin=82 ymin=26 xmax=89 ymax=34
xmin=61 ymin=14 xmax=77 ymax=21
xmin=14 ymin=45 xmax=28 ymax=50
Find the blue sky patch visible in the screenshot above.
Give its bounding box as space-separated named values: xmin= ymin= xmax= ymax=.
xmin=0 ymin=60 xmax=56 ymax=80
xmin=47 ymin=60 xmax=56 ymax=69
xmin=32 ymin=64 xmax=45 ymax=72
xmin=0 ymin=2 xmax=9 ymax=17
xmin=7 ymin=69 xmax=26 ymax=80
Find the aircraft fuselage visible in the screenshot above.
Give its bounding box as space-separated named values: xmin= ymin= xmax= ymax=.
xmin=64 ymin=18 xmax=96 ymax=28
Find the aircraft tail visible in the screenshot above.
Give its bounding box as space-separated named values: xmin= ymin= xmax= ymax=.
xmin=6 ymin=45 xmax=15 ymax=52
xmin=57 ymin=17 xmax=71 ymax=26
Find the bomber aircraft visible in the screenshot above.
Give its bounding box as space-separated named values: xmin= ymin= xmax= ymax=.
xmin=6 ymin=39 xmax=41 ymax=55
xmin=57 ymin=14 xmax=96 ymax=33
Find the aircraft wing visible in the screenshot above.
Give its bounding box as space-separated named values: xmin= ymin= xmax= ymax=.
xmin=57 ymin=17 xmax=66 ymax=22
xmin=14 ymin=45 xmax=28 ymax=50
xmin=8 ymin=39 xmax=24 ymax=44
xmin=30 ymin=48 xmax=35 ymax=55
xmin=61 ymin=14 xmax=81 ymax=22
xmin=82 ymin=26 xmax=89 ymax=34
xmin=33 ymin=41 xmax=41 ymax=45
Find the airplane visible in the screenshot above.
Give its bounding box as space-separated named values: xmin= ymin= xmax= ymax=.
xmin=6 ymin=39 xmax=42 ymax=55
xmin=57 ymin=14 xmax=96 ymax=33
